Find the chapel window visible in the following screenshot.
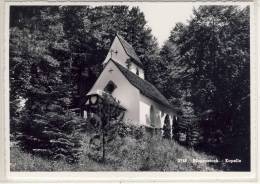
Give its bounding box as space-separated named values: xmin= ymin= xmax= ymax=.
xmin=104 ymin=81 xmax=117 ymax=94
xmin=126 ymin=59 xmax=132 ymax=69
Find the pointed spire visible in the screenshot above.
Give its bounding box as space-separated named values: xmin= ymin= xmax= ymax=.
xmin=115 ymin=34 xmax=143 ymax=68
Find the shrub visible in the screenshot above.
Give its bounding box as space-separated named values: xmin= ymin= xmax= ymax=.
xmin=163 ymin=115 xmax=171 ymax=139
xmin=17 ymin=110 xmax=83 ymax=163
xmin=10 ymin=146 xmax=73 ymax=171
xmin=13 ymin=117 xmax=224 ymax=171
xmin=186 ymin=122 xmax=201 ymax=147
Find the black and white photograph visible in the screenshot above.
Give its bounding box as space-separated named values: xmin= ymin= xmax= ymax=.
xmin=7 ymin=2 xmax=252 ymax=174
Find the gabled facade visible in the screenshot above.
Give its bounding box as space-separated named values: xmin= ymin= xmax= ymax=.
xmin=103 ymin=34 xmax=145 ymax=79
xmin=86 ymin=34 xmax=177 ymax=129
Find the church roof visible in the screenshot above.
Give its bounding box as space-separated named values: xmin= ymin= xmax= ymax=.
xmin=116 ymin=34 xmax=143 ymax=68
xmin=111 ymin=59 xmax=173 ymax=109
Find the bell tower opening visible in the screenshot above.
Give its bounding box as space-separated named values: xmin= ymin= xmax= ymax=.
xmin=104 ymin=80 xmax=117 ymax=94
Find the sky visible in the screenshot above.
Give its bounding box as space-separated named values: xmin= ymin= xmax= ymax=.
xmin=130 ymin=3 xmax=196 ymax=47
xmin=91 ymin=2 xmax=196 ymax=47
xmin=91 ymin=2 xmax=248 ymax=47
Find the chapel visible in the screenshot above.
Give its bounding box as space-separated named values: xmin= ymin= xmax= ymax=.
xmin=84 ymin=34 xmax=177 ymax=129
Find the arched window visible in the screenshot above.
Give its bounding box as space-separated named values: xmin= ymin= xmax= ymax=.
xmin=104 ymin=81 xmax=117 ymax=94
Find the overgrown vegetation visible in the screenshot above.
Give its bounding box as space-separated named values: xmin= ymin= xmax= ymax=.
xmin=11 ymin=121 xmax=225 ymax=171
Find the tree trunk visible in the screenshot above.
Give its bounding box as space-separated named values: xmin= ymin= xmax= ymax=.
xmin=102 ymin=128 xmax=105 ymax=162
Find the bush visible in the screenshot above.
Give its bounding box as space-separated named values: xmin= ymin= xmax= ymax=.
xmin=163 ymin=115 xmax=171 ymax=139
xmin=78 ymin=121 xmax=222 ymax=171
xmin=10 ymin=147 xmax=73 ymax=171
xmin=17 ymin=109 xmax=83 ymax=163
xmin=12 ymin=118 xmax=225 ymax=171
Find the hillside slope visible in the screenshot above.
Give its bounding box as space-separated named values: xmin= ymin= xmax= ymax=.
xmin=11 ymin=133 xmax=225 ymax=171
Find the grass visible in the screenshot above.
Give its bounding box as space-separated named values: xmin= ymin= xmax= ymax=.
xmin=10 ymin=133 xmax=226 ymax=171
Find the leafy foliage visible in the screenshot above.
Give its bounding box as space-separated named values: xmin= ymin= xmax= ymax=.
xmin=163 ymin=115 xmax=171 ymax=139
xmin=85 ymin=93 xmax=126 ymax=162
xmin=10 ymin=7 xmax=83 ymax=163
xmin=18 ymin=110 xmax=83 ymax=163
xmin=160 ymin=6 xmax=250 ymax=170
xmin=11 ymin=133 xmax=223 ymax=171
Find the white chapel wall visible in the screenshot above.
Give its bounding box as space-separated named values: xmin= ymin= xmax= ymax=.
xmin=139 ymin=93 xmax=175 ymax=128
xmin=88 ymin=61 xmax=140 ymax=123
xmin=103 ymin=36 xmax=145 ymax=79
xmin=139 ymin=100 xmax=150 ymax=126
xmin=103 ymin=36 xmax=129 ymax=66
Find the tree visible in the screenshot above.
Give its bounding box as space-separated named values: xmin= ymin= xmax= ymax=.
xmin=160 ymin=6 xmax=250 ymax=170
xmin=86 ymin=93 xmax=125 ymax=162
xmin=162 ymin=115 xmax=171 ymax=139
xmin=9 ymin=27 xmax=31 ymax=139
xmin=10 ymin=7 xmax=83 ymax=163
